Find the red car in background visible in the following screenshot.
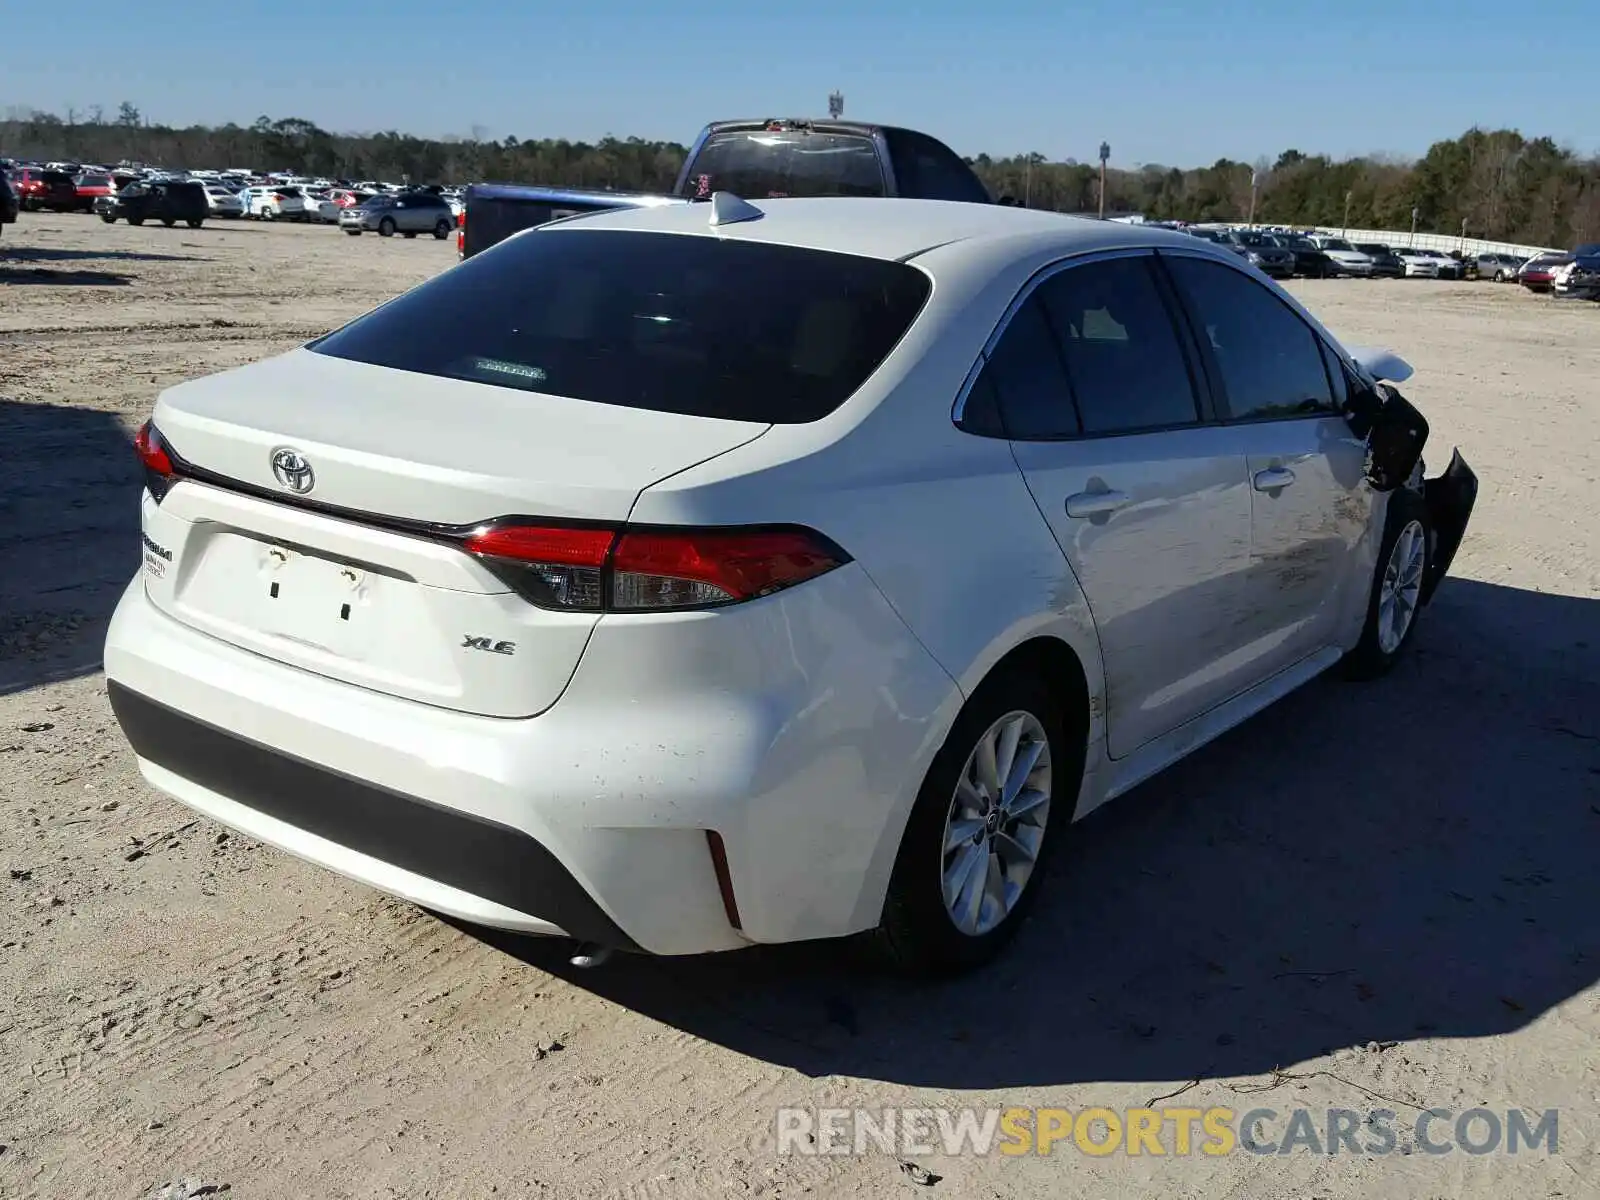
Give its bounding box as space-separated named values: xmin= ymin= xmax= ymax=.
xmin=1517 ymin=251 xmax=1572 ymax=294
xmin=72 ymin=172 xmax=116 ymax=212
xmin=11 ymin=167 xmax=79 ymax=212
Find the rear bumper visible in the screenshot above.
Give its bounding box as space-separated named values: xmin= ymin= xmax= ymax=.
xmin=104 ymin=563 xmax=957 ymax=955
xmin=109 ymin=681 xmax=640 ymax=947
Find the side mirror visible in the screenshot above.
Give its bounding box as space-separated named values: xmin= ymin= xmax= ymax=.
xmin=1344 ymin=383 xmax=1429 ymax=491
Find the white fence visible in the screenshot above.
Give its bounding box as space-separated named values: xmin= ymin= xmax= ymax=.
xmin=1307 ymin=227 xmax=1559 ymax=259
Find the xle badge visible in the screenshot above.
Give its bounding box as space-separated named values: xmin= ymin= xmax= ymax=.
xmin=462 ymin=636 xmax=516 ymax=656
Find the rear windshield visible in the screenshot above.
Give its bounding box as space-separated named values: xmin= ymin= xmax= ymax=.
xmin=309 ymin=228 xmax=931 ymax=423
xmin=683 ymin=130 xmax=887 ymax=200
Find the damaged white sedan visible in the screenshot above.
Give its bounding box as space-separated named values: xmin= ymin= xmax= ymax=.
xmin=104 ymin=197 xmax=1476 ymax=975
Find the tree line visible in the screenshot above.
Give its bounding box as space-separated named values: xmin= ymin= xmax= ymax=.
xmin=5 ymin=106 xmax=1597 ymax=248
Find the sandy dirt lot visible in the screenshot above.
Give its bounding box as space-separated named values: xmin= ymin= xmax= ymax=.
xmin=2 ymin=212 xmax=1597 ymax=1200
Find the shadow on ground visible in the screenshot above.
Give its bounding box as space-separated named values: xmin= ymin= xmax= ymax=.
xmin=0 ymin=266 xmax=132 ymax=286
xmin=0 ymin=397 xmax=141 ymax=695
xmin=0 ymin=244 xmax=198 ymax=264
xmin=464 ymin=578 xmax=1600 ymax=1088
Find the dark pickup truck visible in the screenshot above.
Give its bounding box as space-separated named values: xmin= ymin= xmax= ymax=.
xmin=458 ymin=117 xmax=996 ymax=259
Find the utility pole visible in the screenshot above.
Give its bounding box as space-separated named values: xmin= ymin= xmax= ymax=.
xmin=1343 ymin=190 xmax=1354 ymax=237
xmin=1098 ymin=141 xmax=1110 ymax=218
xmin=1459 ymin=217 xmax=1468 ymax=253
xmin=1024 ymin=157 xmax=1033 ymax=208
xmin=1410 ymin=206 xmax=1419 ymax=243
xmin=1247 ymin=169 xmax=1258 ymax=227
xmin=827 ymin=91 xmax=844 ymax=119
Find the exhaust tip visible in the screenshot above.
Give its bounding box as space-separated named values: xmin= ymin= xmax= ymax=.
xmin=569 ymin=943 xmax=612 ymax=969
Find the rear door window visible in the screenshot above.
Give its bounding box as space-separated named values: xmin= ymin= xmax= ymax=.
xmin=684 ymin=130 xmax=886 ymax=199
xmin=310 ymin=228 xmax=931 ymax=423
xmin=1036 ymin=256 xmax=1203 ymax=435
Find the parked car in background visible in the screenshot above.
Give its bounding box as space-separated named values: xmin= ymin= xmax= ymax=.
xmin=106 ymin=200 xmax=1477 ymax=976
xmin=241 ymin=185 xmax=308 ymax=221
xmin=1475 ymin=252 xmax=1527 ymax=282
xmin=1352 ymin=243 xmax=1405 ymax=278
xmin=204 ymin=185 xmax=245 ymax=217
xmin=340 ymin=190 xmax=455 ymax=238
xmin=11 ymin=166 xmax=79 ymax=212
xmin=1560 ymin=243 xmax=1600 ymax=299
xmin=0 ymin=171 xmax=18 ymax=237
xmin=1270 ymin=233 xmax=1335 ymax=278
xmin=96 ymin=180 xmax=209 ymax=228
xmin=1310 ymin=236 xmax=1377 ymax=276
xmin=1213 ymin=229 xmax=1296 ymax=278
xmin=1517 ymin=252 xmax=1571 ymax=293
xmin=1417 ymin=249 xmax=1463 ymax=280
xmin=73 ymin=172 xmax=116 ymax=212
xmin=303 ymin=191 xmax=341 ymax=223
xmin=329 ymin=189 xmax=374 ymax=211
xmin=1394 ymin=247 xmax=1442 ymax=278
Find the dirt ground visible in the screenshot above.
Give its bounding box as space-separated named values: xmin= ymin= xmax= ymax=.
xmin=2 ymin=212 xmax=1597 ymax=1200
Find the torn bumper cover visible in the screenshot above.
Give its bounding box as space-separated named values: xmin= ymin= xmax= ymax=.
xmin=1420 ymin=449 xmax=1477 ymax=605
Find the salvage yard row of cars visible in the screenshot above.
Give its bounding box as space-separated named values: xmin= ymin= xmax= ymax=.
xmin=1165 ymin=222 xmax=1559 ymax=287
xmin=0 ymin=157 xmax=466 ymax=233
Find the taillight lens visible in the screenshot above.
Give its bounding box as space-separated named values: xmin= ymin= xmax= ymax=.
xmin=611 ymin=528 xmax=845 ymax=610
xmin=134 ymin=421 xmax=173 ymax=475
xmin=462 ymin=524 xmax=611 ymax=610
xmin=135 ymin=421 xmax=176 ymax=501
xmin=460 ymin=523 xmax=848 ymax=612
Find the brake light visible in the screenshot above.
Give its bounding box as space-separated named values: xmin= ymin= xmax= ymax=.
xmin=460 ymin=523 xmax=848 ymax=612
xmin=611 ymin=528 xmax=844 ymax=610
xmin=135 ymin=421 xmax=173 ymax=475
xmin=135 ymin=420 xmax=177 ymax=501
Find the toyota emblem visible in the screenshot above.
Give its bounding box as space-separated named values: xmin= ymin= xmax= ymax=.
xmin=270 ymin=447 xmax=315 ymax=494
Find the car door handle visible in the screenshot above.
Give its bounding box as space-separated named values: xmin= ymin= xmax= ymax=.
xmin=1253 ymin=467 xmax=1296 ymax=491
xmin=1065 ymin=489 xmax=1131 ymax=518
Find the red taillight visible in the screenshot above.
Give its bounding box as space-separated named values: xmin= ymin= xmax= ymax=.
xmin=459 ymin=523 xmax=847 ymax=612
xmin=462 ymin=524 xmax=612 ymax=610
xmin=611 ymin=528 xmax=845 ymax=610
xmin=134 ymin=421 xmax=173 ymax=476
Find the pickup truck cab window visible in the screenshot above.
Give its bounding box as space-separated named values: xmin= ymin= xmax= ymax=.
xmin=686 ymin=130 xmax=887 ymax=199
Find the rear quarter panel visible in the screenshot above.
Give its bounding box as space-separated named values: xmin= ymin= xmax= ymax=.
xmin=628 ymin=243 xmax=1111 ymax=793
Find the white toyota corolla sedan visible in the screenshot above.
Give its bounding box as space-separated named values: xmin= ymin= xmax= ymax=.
xmin=104 ymin=195 xmax=1477 ymax=975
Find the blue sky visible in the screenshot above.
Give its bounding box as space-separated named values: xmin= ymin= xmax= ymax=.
xmin=5 ymin=0 xmax=1592 ymax=167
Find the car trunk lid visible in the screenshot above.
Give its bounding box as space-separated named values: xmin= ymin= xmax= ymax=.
xmin=142 ymin=349 xmax=769 ymax=717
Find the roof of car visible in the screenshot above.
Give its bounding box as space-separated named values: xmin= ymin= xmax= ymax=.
xmin=537 ymin=195 xmax=1206 ymax=263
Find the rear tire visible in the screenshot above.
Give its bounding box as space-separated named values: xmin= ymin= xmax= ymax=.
xmin=186 ymin=218 xmax=203 ymax=228
xmin=433 ymin=218 xmax=451 ymax=239
xmin=378 ymin=217 xmax=396 ymax=237
xmin=876 ymin=666 xmax=1078 ymax=977
xmin=100 ymin=213 xmax=116 ymax=224
xmin=162 ymin=218 xmax=176 ymax=227
xmin=1343 ymin=488 xmax=1431 ymax=681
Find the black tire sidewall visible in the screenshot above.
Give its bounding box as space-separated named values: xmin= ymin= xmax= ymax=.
xmin=878 ymin=669 xmax=1077 ymax=975
xmin=378 ymin=218 xmax=395 ymax=237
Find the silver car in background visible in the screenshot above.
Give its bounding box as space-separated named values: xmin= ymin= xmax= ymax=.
xmin=339 ymin=191 xmax=456 ymax=238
